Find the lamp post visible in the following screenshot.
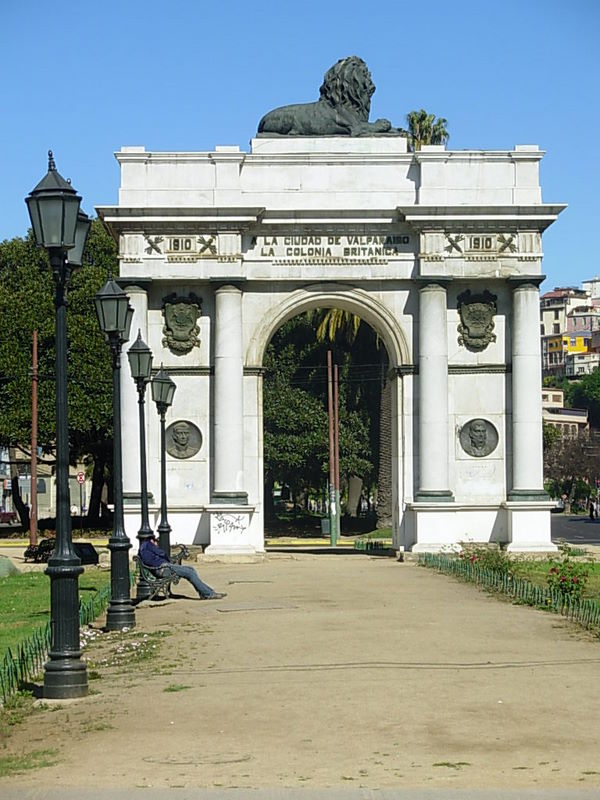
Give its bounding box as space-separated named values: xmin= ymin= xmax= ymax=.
xmin=25 ymin=151 xmax=90 ymax=699
xmin=127 ymin=331 xmax=154 ymax=600
xmin=151 ymin=366 xmax=176 ymax=557
xmin=95 ymin=278 xmax=136 ymax=630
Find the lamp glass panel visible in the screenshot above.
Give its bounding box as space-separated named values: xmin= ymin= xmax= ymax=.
xmin=25 ymin=197 xmax=44 ymax=245
xmin=123 ymin=306 xmax=134 ymax=343
xmin=164 ymin=379 xmax=176 ymax=407
xmin=67 ymin=214 xmax=91 ymax=266
xmin=114 ymin=294 xmax=129 ymax=333
xmin=40 ymin=196 xmax=64 ymax=247
xmin=60 ymin=194 xmax=80 ymax=248
xmin=94 ymin=294 xmax=114 ymax=332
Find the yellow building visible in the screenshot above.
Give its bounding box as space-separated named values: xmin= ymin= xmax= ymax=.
xmin=542 ymin=333 xmax=591 ymax=377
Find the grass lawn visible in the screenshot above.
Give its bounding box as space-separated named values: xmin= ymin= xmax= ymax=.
xmin=0 ymin=569 xmax=111 ymax=658
xmin=513 ymin=558 xmax=600 ymax=603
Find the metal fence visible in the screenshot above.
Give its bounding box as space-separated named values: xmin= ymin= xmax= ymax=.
xmin=418 ymin=553 xmax=600 ymax=633
xmin=353 ymin=538 xmax=392 ymax=552
xmin=0 ymin=578 xmax=131 ymax=703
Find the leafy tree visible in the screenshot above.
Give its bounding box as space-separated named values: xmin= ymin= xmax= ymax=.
xmin=570 ymin=369 xmax=600 ymax=426
xmin=0 ymin=220 xmax=117 ymax=524
xmin=405 ymin=109 xmax=449 ymax=151
xmin=309 ymin=308 xmax=389 ymax=526
xmin=544 ymin=429 xmax=600 ymax=507
xmin=543 ymin=421 xmax=561 ymax=454
xmin=263 ymin=315 xmax=374 ymax=521
xmin=263 ymin=320 xmax=328 ymax=518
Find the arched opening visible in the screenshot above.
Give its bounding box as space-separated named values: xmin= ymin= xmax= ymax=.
xmin=247 ymin=285 xmax=409 ymax=547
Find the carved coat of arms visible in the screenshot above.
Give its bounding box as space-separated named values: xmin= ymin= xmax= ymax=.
xmin=457 ymin=289 xmax=497 ymax=352
xmin=162 ymin=293 xmax=202 ymax=355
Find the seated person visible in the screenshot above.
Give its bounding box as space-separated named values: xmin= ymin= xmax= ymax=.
xmin=139 ymin=534 xmax=226 ymax=600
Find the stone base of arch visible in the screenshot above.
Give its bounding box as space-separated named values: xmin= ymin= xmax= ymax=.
xmin=405 ymin=502 xmax=557 ymax=553
xmin=204 ymin=504 xmax=259 ymax=556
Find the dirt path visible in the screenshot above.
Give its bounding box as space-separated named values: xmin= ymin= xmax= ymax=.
xmin=2 ymin=552 xmax=600 ymax=792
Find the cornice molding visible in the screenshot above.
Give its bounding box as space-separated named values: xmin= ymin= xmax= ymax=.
xmin=398 ymin=205 xmax=566 ymax=233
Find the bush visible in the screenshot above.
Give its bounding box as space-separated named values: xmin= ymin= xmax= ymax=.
xmin=546 ymin=541 xmax=589 ymax=599
xmin=457 ymin=542 xmax=516 ymax=576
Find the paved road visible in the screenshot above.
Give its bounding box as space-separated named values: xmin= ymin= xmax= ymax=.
xmin=2 ymin=553 xmax=600 ymax=795
xmin=2 ymin=789 xmax=599 ymax=800
xmin=551 ymin=512 xmax=600 ymax=546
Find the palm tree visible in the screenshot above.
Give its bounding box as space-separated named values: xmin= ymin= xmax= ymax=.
xmin=309 ymin=308 xmax=392 ymax=528
xmin=406 ymin=109 xmax=449 ymax=151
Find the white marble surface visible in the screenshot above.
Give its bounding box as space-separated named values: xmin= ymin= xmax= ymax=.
xmin=99 ymin=138 xmax=565 ymax=553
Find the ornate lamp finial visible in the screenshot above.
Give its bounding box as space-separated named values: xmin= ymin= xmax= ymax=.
xmin=48 ymin=150 xmax=56 ymax=171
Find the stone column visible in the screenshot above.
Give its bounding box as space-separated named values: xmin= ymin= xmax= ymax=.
xmin=509 ymin=281 xmax=546 ymax=500
xmin=415 ymin=282 xmax=453 ymax=502
xmin=212 ymin=284 xmax=247 ymax=503
xmin=505 ymin=279 xmax=555 ymax=552
xmin=120 ymin=283 xmax=152 ymax=542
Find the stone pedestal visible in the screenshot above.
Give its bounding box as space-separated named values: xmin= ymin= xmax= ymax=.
xmin=505 ymin=501 xmax=557 ymax=552
xmin=204 ymin=505 xmax=256 ymax=556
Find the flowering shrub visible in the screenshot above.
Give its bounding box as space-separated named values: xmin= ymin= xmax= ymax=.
xmin=457 ymin=542 xmax=515 ymax=576
xmin=547 ymin=559 xmax=589 ymax=599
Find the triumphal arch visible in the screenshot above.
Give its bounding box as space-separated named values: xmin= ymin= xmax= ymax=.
xmin=98 ymin=57 xmax=564 ymax=555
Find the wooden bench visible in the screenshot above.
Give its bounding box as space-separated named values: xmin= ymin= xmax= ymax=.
xmin=133 ymin=544 xmax=189 ymax=601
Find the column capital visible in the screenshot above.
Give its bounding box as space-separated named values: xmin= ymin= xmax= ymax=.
xmin=416 ymin=276 xmax=453 ymax=288
xmin=116 ymin=277 xmax=153 ymax=291
xmin=507 ymin=275 xmax=545 ymax=289
xmin=211 ymin=280 xmax=246 ymax=290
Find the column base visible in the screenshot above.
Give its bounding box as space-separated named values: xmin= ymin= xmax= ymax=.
xmin=414 ymin=490 xmax=454 ymax=503
xmin=211 ymin=491 xmax=248 ymax=505
xmin=507 ymin=489 xmax=550 ymax=502
xmin=504 ymin=500 xmax=557 ymax=553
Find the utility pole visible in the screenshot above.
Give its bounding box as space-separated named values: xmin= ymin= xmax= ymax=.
xmin=333 ymin=362 xmax=340 ymax=544
xmin=327 ymin=351 xmax=339 ymax=546
xmin=29 ymin=330 xmax=38 ymax=547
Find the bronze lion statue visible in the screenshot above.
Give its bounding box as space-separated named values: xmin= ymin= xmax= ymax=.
xmin=257 ymin=56 xmax=404 ymax=137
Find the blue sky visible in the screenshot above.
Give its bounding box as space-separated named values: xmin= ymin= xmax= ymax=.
xmin=2 ymin=0 xmax=598 ymax=292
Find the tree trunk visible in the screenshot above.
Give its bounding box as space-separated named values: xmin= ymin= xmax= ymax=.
xmin=9 ymin=447 xmax=29 ymax=529
xmin=376 ymin=376 xmax=393 ymax=528
xmin=347 ymin=475 xmax=362 ymax=517
xmin=264 ymin=471 xmax=276 ymax=522
xmin=87 ymin=451 xmax=106 ymax=520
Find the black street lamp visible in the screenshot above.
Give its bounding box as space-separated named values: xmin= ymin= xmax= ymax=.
xmin=25 ymin=151 xmax=90 ymax=699
xmin=95 ymin=278 xmax=136 ymax=630
xmin=151 ymin=366 xmax=177 ymax=556
xmin=127 ymin=331 xmax=154 ymax=600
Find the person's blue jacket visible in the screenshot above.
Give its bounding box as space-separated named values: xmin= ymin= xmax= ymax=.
xmin=139 ymin=539 xmax=169 ymax=569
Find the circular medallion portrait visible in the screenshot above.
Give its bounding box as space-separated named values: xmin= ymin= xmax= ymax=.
xmin=459 ymin=418 xmax=498 ymax=458
xmin=166 ymin=420 xmax=202 ymax=459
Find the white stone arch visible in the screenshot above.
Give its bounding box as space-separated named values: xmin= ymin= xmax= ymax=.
xmin=245 ymin=282 xmax=410 ymax=369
